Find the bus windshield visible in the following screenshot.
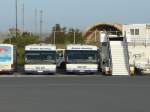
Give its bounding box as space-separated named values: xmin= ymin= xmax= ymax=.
xmin=66 ymin=50 xmax=98 ymax=64
xmin=25 ymin=51 xmax=56 ymax=64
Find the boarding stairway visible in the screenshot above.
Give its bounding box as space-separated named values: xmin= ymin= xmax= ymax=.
xmin=109 ymin=37 xmax=130 ymax=75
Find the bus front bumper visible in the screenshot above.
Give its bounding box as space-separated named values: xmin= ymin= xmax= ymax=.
xmin=66 ymin=69 xmax=98 ymax=73
xmin=66 ymin=64 xmax=98 ymax=73
xmin=24 ymin=70 xmax=56 ymax=74
xmin=24 ymin=65 xmax=56 ymax=74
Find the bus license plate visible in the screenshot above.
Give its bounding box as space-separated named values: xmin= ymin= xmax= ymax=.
xmin=79 ymin=70 xmax=85 ymax=72
xmin=38 ymin=71 xmax=43 ymax=73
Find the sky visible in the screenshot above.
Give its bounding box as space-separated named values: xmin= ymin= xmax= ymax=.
xmin=0 ymin=0 xmax=150 ymax=32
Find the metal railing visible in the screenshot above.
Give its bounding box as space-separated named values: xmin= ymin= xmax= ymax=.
xmin=128 ymin=38 xmax=150 ymax=46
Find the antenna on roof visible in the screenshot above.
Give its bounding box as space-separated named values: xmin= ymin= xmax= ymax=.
xmin=40 ymin=10 xmax=43 ymax=39
xmin=21 ymin=3 xmax=25 ymax=32
xmin=15 ymin=0 xmax=18 ymax=38
xmin=34 ymin=8 xmax=38 ymax=34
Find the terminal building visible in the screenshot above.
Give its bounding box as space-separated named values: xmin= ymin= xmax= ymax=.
xmin=123 ymin=24 xmax=150 ymax=45
xmin=123 ymin=24 xmax=150 ymax=72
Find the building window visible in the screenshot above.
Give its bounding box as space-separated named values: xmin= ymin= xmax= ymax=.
xmin=130 ymin=29 xmax=134 ymax=35
xmin=130 ymin=29 xmax=139 ymax=35
xmin=135 ymin=29 xmax=139 ymax=35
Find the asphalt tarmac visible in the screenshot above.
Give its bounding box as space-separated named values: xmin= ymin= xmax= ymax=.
xmin=0 ymin=75 xmax=150 ymax=112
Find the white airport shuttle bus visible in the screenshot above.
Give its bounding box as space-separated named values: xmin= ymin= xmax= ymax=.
xmin=65 ymin=44 xmax=98 ymax=74
xmin=24 ymin=44 xmax=57 ymax=74
xmin=0 ymin=44 xmax=16 ymax=73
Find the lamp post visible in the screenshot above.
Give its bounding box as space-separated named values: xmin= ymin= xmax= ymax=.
xmin=54 ymin=31 xmax=56 ymax=44
xmin=39 ymin=10 xmax=43 ymax=42
xmin=74 ymin=31 xmax=76 ymax=44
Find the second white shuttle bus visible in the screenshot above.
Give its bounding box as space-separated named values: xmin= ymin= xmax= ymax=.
xmin=65 ymin=44 xmax=98 ymax=74
xmin=24 ymin=44 xmax=57 ymax=74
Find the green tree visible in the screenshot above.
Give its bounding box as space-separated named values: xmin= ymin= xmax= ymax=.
xmin=3 ymin=32 xmax=40 ymax=65
xmin=74 ymin=29 xmax=84 ymax=44
xmin=52 ymin=24 xmax=66 ymax=44
xmin=45 ymin=24 xmax=85 ymax=46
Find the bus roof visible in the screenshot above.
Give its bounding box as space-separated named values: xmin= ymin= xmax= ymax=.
xmin=25 ymin=44 xmax=56 ymax=51
xmin=0 ymin=44 xmax=14 ymax=47
xmin=66 ymin=44 xmax=98 ymax=51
